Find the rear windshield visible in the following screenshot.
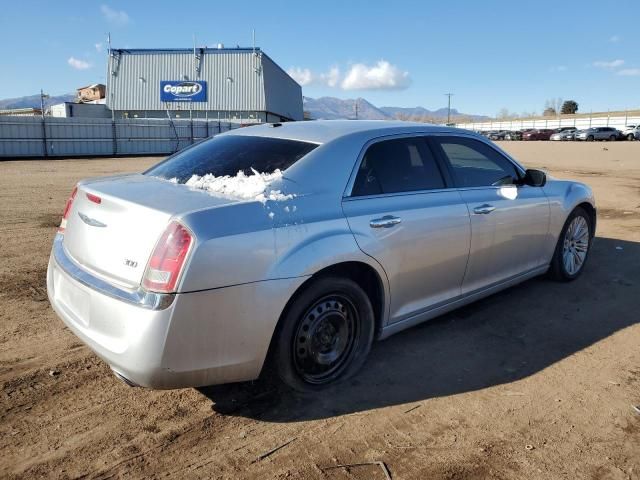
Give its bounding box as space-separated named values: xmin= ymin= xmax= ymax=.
xmin=145 ymin=135 xmax=318 ymax=183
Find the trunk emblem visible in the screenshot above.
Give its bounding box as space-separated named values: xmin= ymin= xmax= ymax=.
xmin=124 ymin=259 xmax=138 ymax=268
xmin=78 ymin=212 xmax=107 ymax=228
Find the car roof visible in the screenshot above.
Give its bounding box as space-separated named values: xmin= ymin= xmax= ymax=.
xmin=223 ymin=120 xmax=468 ymax=145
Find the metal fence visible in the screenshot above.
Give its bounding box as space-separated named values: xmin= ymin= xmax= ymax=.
xmin=454 ymin=112 xmax=640 ymax=132
xmin=0 ymin=116 xmax=241 ymax=158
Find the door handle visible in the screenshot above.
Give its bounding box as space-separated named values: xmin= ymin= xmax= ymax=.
xmin=473 ymin=204 xmax=496 ymax=215
xmin=370 ymin=215 xmax=402 ymax=228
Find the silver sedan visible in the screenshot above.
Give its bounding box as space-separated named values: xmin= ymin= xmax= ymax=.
xmin=47 ymin=121 xmax=596 ymax=391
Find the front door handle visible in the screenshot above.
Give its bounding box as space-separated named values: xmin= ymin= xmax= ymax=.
xmin=473 ymin=204 xmax=496 ymax=215
xmin=370 ymin=215 xmax=402 ymax=228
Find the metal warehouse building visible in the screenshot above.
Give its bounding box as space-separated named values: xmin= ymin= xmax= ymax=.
xmin=106 ymin=47 xmax=303 ymax=123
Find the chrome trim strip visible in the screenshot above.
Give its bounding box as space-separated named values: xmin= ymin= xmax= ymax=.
xmin=52 ymin=234 xmax=174 ymax=310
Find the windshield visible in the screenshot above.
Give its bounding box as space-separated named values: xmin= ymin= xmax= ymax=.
xmin=145 ymin=135 xmax=319 ymax=183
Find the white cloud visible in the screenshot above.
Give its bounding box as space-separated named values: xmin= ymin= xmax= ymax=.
xmin=287 ymin=67 xmax=314 ymax=86
xmin=341 ymin=60 xmax=411 ymax=90
xmin=593 ymin=59 xmax=624 ymax=69
xmin=609 ymin=35 xmax=621 ymax=43
xmin=68 ymin=57 xmax=92 ymax=70
xmin=288 ymin=61 xmax=410 ymax=91
xmin=550 ymin=65 xmax=568 ymax=72
xmin=321 ymin=66 xmax=340 ymax=87
xmin=95 ymin=42 xmax=104 ymax=52
xmin=100 ymin=4 xmax=130 ymax=26
xmin=617 ymin=68 xmax=640 ymax=76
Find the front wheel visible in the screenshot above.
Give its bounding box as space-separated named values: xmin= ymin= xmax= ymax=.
xmin=272 ymin=276 xmax=375 ymax=392
xmin=587 ymin=135 xmax=594 ymax=141
xmin=627 ymin=134 xmax=635 ymax=141
xmin=549 ymin=207 xmax=593 ymax=281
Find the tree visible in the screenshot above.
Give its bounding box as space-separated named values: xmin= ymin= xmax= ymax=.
xmin=496 ymin=108 xmax=513 ymax=120
xmin=561 ymin=100 xmax=579 ymax=114
xmin=543 ymin=107 xmax=557 ymax=116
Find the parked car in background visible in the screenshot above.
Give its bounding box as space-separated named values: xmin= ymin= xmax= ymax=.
xmin=575 ymin=127 xmax=622 ymax=141
xmin=621 ymin=125 xmax=639 ymax=141
xmin=522 ymin=129 xmax=554 ymax=141
xmin=550 ymin=128 xmax=578 ymax=141
xmin=504 ymin=130 xmax=522 ymax=141
xmin=46 ymin=121 xmax=596 ymax=391
xmin=489 ymin=130 xmax=508 ymax=140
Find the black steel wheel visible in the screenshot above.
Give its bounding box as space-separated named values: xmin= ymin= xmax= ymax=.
xmin=271 ymin=276 xmax=375 ymax=392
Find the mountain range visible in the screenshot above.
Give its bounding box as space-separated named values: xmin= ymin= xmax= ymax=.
xmin=0 ymin=93 xmax=76 ymax=110
xmin=303 ymin=96 xmax=489 ymax=123
xmin=0 ymin=92 xmax=488 ymax=123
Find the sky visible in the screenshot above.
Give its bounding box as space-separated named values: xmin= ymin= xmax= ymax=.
xmin=0 ymin=0 xmax=638 ymax=116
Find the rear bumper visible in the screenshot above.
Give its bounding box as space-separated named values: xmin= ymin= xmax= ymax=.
xmin=47 ymin=234 xmax=307 ymax=389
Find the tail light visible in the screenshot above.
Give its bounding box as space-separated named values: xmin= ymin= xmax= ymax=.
xmin=58 ymin=185 xmax=78 ymax=233
xmin=142 ymin=222 xmax=193 ymax=293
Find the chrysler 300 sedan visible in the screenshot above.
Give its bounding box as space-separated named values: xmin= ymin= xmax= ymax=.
xmin=47 ymin=121 xmax=596 ymax=391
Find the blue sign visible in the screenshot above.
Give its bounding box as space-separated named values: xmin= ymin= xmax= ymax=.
xmin=160 ymin=81 xmax=207 ymax=102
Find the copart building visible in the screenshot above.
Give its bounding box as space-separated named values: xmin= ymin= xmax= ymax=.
xmin=106 ymin=47 xmax=303 ymax=123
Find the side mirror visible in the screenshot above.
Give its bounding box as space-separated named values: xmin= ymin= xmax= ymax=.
xmin=523 ymin=169 xmax=546 ymax=187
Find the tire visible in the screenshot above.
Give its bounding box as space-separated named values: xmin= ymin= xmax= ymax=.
xmin=271 ymin=276 xmax=375 ymax=392
xmin=548 ymin=207 xmax=593 ymax=281
xmin=587 ymin=135 xmax=594 ymax=141
xmin=627 ymin=134 xmax=635 ymax=141
xmin=609 ymin=135 xmax=616 ymax=141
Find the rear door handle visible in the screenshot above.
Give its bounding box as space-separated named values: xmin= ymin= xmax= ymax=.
xmin=370 ymin=215 xmax=402 ymax=228
xmin=473 ymin=204 xmax=496 ymax=215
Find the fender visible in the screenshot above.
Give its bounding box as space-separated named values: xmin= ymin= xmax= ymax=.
xmin=269 ymin=216 xmax=391 ymax=326
xmin=542 ymin=178 xmax=596 ymax=260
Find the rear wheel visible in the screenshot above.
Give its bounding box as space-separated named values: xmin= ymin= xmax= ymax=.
xmin=628 ymin=134 xmax=635 ymax=141
xmin=549 ymin=207 xmax=592 ymax=281
xmin=609 ymin=135 xmax=617 ymax=141
xmin=272 ymin=276 xmax=375 ymax=391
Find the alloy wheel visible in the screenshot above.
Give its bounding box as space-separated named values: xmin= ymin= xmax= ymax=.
xmin=562 ymin=216 xmax=589 ymax=275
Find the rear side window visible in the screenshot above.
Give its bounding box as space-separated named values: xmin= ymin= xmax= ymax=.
xmin=145 ymin=135 xmax=318 ymax=183
xmin=433 ymin=136 xmax=520 ymax=188
xmin=351 ymin=137 xmax=445 ymax=196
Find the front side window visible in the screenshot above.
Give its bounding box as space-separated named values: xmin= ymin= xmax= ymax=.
xmin=145 ymin=135 xmax=318 ymax=183
xmin=351 ymin=137 xmax=445 ymax=196
xmin=433 ymin=136 xmax=520 ymax=188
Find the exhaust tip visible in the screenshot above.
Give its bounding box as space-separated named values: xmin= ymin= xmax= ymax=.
xmin=112 ymin=369 xmax=140 ymax=387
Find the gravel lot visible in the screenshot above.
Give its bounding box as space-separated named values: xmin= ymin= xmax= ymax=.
xmin=1 ymin=142 xmax=639 ymax=479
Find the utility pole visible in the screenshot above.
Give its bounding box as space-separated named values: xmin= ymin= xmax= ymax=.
xmin=40 ymin=89 xmax=49 ymax=157
xmin=445 ymin=93 xmax=454 ymax=124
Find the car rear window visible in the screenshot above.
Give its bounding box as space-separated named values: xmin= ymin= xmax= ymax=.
xmin=145 ymin=135 xmax=318 ymax=183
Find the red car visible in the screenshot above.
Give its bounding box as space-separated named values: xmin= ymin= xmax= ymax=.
xmin=522 ymin=129 xmax=554 ymax=140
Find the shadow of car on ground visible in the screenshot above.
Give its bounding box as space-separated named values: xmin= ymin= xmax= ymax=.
xmin=199 ymin=236 xmax=639 ymax=422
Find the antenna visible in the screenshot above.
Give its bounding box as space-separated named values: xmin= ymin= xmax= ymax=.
xmin=107 ymin=32 xmax=112 ymax=55
xmin=252 ymin=28 xmax=256 ymax=56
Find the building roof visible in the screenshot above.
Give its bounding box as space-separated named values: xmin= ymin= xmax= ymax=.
xmin=77 ymin=83 xmax=105 ymax=90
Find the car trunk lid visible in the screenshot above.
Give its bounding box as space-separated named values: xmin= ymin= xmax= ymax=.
xmin=62 ymin=174 xmax=238 ymax=289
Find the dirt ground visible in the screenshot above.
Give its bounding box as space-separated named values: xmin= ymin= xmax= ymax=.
xmin=1 ymin=141 xmax=639 ymax=479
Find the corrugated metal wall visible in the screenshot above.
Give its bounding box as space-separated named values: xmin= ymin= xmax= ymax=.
xmin=107 ymin=49 xmax=267 ymax=112
xmin=0 ymin=117 xmax=238 ymax=158
xmin=261 ymin=55 xmax=303 ymax=121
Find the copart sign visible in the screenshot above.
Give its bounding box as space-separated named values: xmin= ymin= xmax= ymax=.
xmin=160 ymin=81 xmax=207 ymax=102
